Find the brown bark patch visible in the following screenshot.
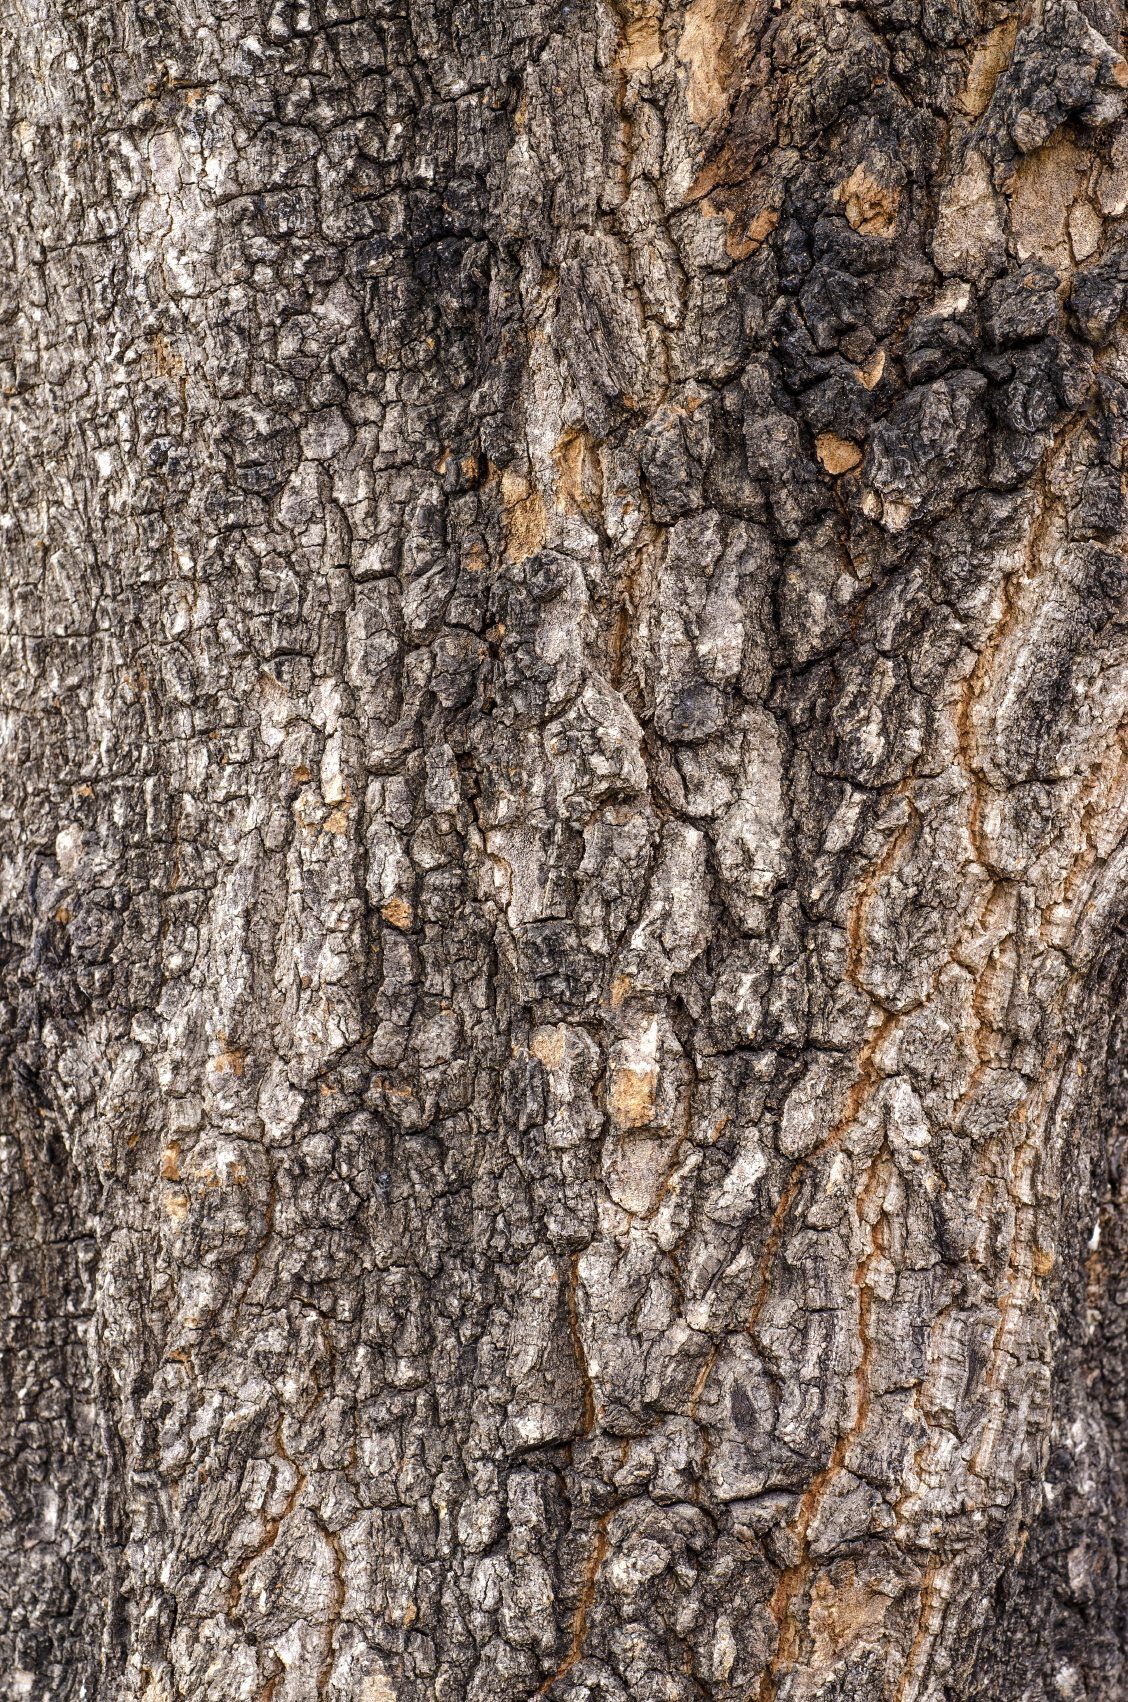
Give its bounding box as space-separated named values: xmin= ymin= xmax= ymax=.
xmin=151 ymin=331 xmax=186 ymax=378
xmin=531 ymin=1026 xmax=567 ymax=1070
xmin=501 ymin=468 xmax=547 ymax=563
xmin=380 ymin=896 xmax=414 ymax=930
xmin=806 ymin=1565 xmax=892 ymax=1668
xmin=359 ymin=1677 xmax=397 ymax=1702
xmin=933 ymin=149 xmax=1003 ymax=276
xmin=677 ymin=0 xmax=764 ymax=129
xmin=834 ymin=165 xmax=900 ymax=236
xmin=618 ymin=11 xmax=663 ymax=74
xmin=816 ymin=433 xmax=863 ymax=475
xmin=162 ymin=1188 xmax=189 ymax=1223
xmin=958 ymin=17 xmax=1018 ymax=120
xmin=552 ymin=426 xmax=603 ymax=521
xmin=322 ymin=796 xmax=351 ymax=835
xmin=1007 ymin=135 xmax=1087 ymax=271
xmin=213 ymin=1034 xmax=247 ymax=1076
xmin=1068 ymin=199 xmax=1103 ymax=261
xmin=608 ymin=1062 xmax=659 ymax=1129
xmin=705 ymin=200 xmax=779 ymax=258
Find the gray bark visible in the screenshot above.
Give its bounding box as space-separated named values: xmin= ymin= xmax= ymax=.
xmin=3 ymin=0 xmax=1128 ymax=1696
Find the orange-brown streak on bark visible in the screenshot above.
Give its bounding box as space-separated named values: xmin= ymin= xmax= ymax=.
xmin=951 ymin=932 xmax=1012 ymax=1124
xmin=688 ymin=1340 xmax=719 ymax=1421
xmin=756 ymin=1160 xmax=887 ymax=1698
xmin=536 ymin=1511 xmax=613 ymax=1695
xmin=317 ymin=1526 xmax=348 ymax=1700
xmin=645 ymin=1093 xmax=701 ymax=1224
xmin=893 ymin=1558 xmax=944 ymax=1702
xmin=741 ymin=917 xmax=895 ymax=1322
xmin=945 ymin=486 xmax=1059 ymax=1148
xmin=693 ymin=1004 xmax=895 ymax=1437
xmin=727 ymin=764 xmax=920 ymax=1683
xmin=845 ymin=786 xmax=918 ymax=994
xmin=226 ymin=1416 xmax=307 ymax=1620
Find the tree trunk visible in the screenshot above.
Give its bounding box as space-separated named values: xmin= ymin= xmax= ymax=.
xmin=4 ymin=0 xmax=1128 ymax=1696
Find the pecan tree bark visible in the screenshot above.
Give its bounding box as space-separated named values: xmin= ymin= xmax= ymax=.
xmin=4 ymin=0 xmax=1128 ymax=1696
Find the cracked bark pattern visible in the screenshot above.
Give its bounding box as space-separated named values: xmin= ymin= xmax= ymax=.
xmin=4 ymin=0 xmax=1128 ymax=1696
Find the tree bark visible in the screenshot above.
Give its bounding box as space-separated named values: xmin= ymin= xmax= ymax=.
xmin=3 ymin=0 xmax=1128 ymax=1696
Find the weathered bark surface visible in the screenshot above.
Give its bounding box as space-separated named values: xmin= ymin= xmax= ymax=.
xmin=4 ymin=0 xmax=1128 ymax=1696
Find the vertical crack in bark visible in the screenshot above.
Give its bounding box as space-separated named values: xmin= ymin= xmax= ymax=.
xmin=226 ymin=1417 xmax=307 ymax=1624
xmin=893 ymin=1557 xmax=949 ymax=1702
xmin=757 ymin=1157 xmax=889 ymax=1698
xmin=536 ymin=1509 xmax=613 ymax=1696
xmin=317 ymin=1525 xmax=347 ymax=1700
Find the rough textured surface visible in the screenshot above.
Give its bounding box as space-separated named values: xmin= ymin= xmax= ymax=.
xmin=3 ymin=0 xmax=1128 ymax=1696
